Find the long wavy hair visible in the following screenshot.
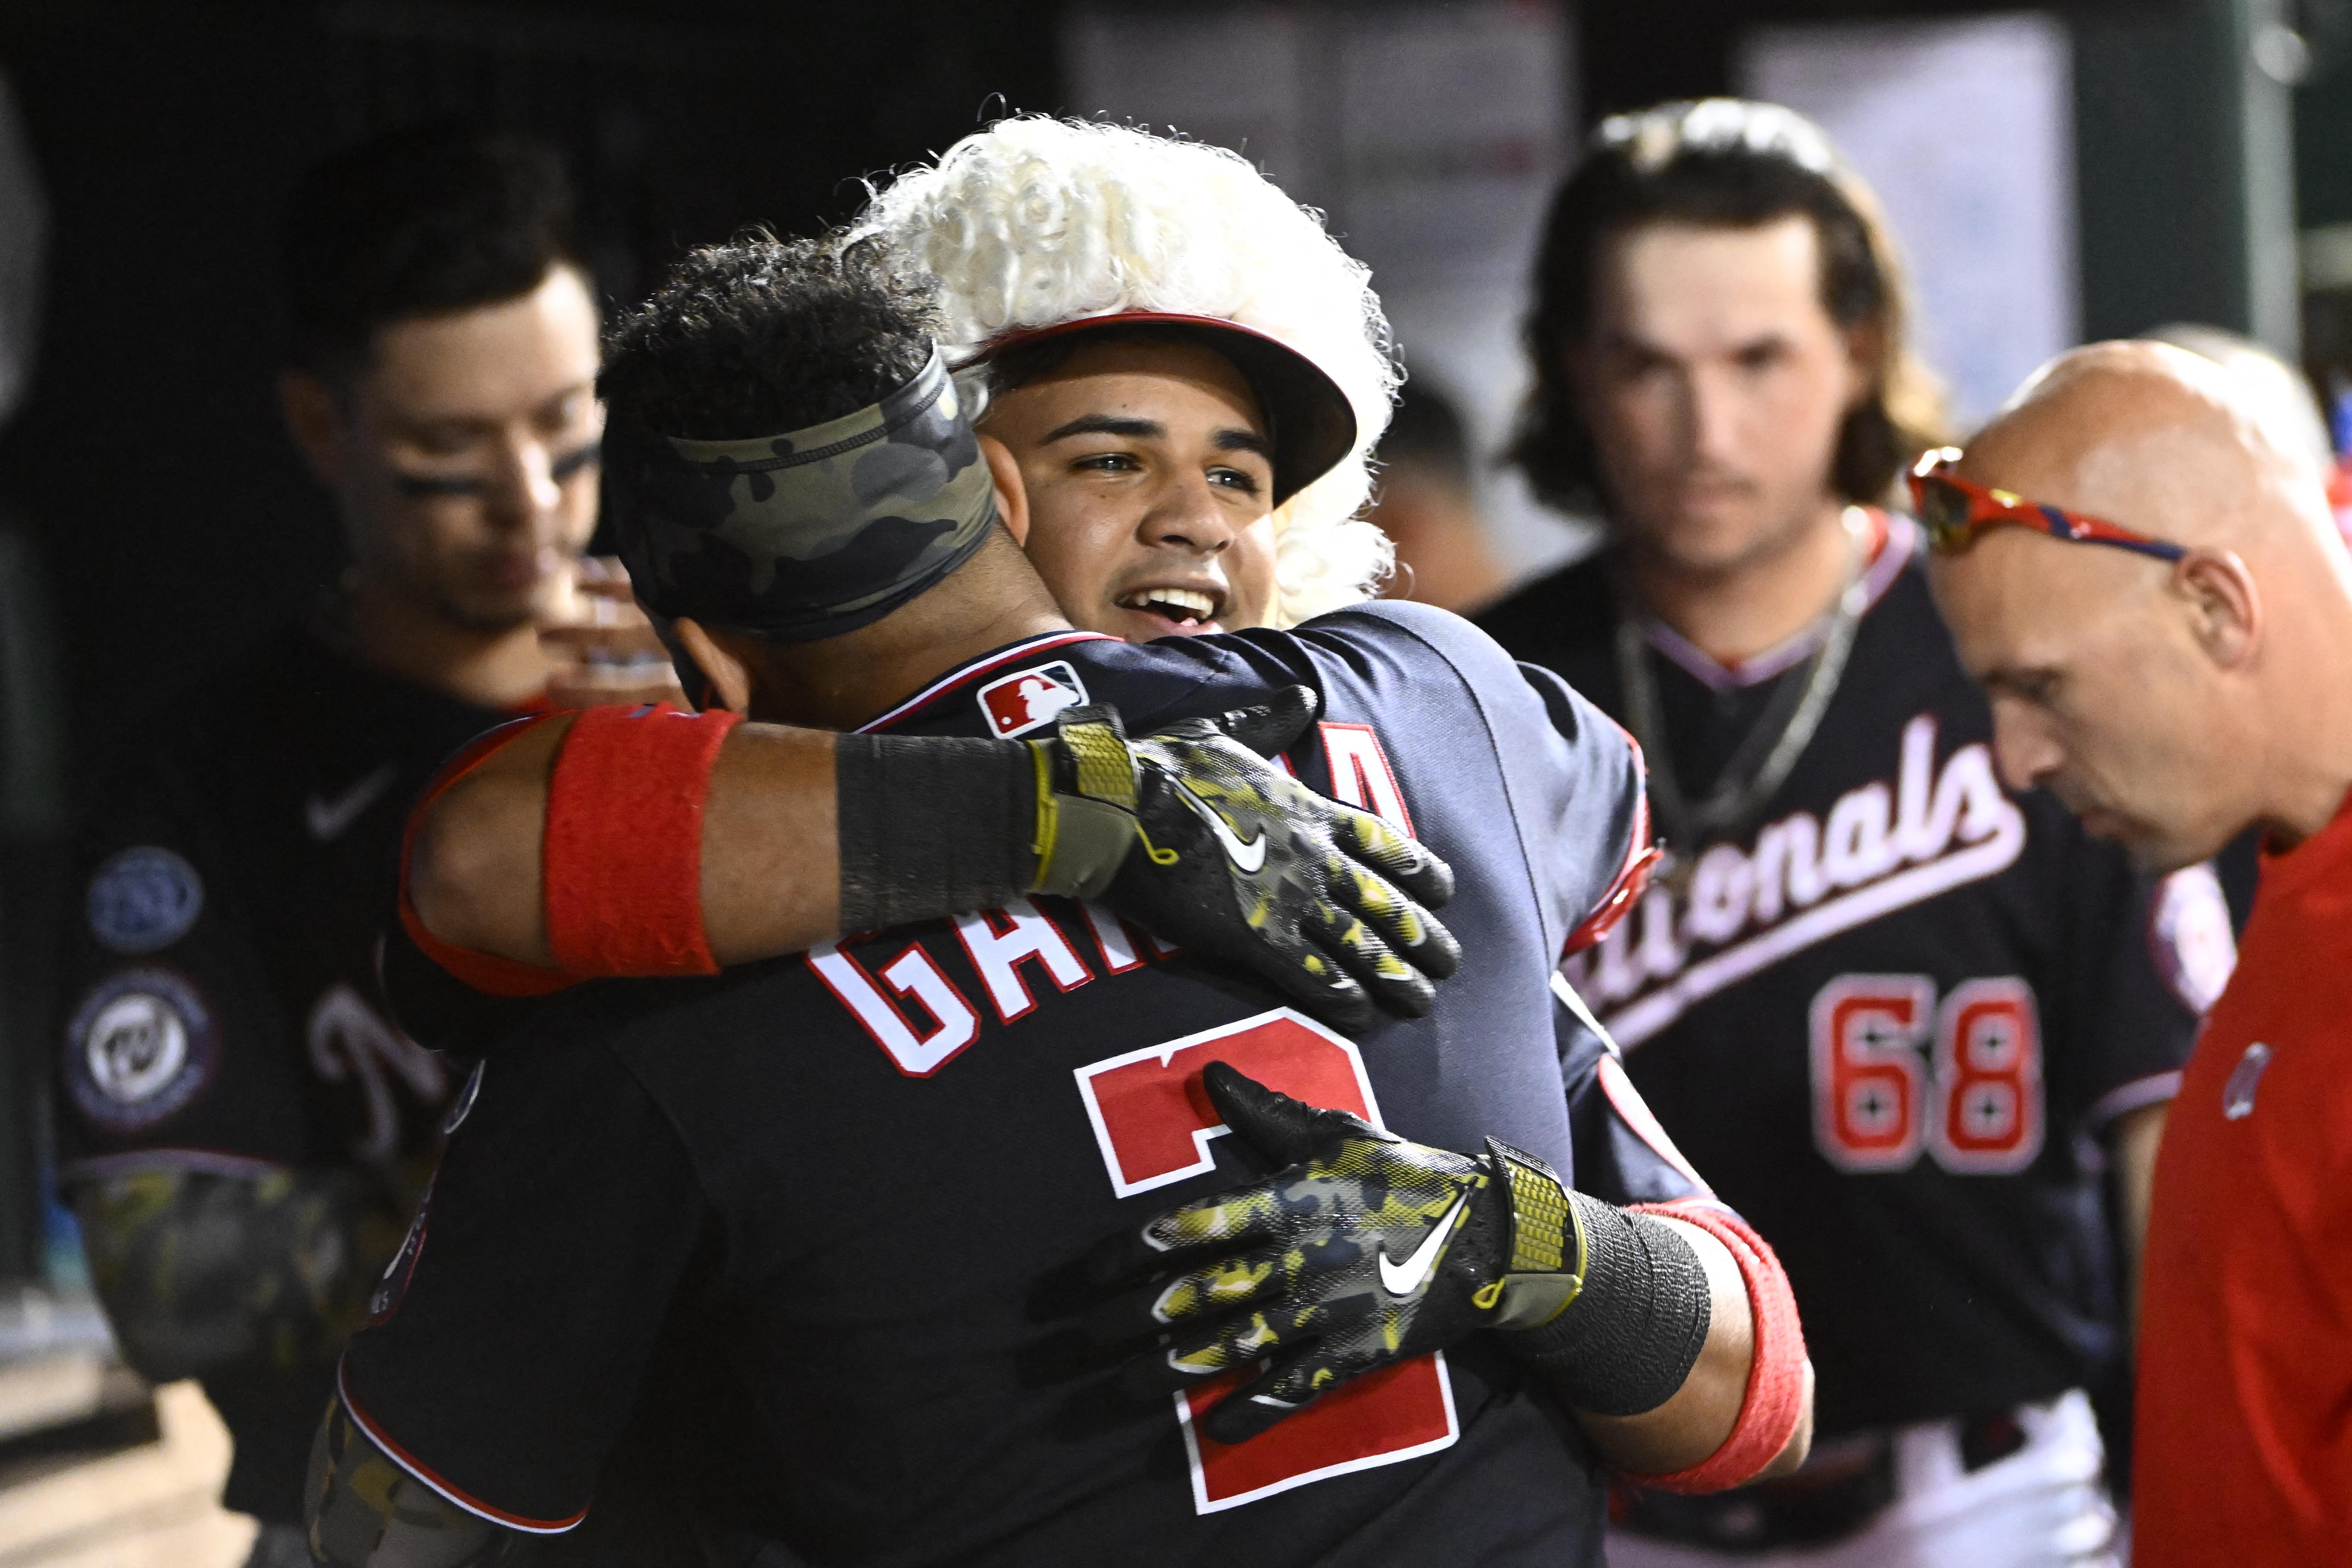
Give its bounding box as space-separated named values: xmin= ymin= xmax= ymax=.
xmin=1509 ymin=100 xmax=1949 ymax=514
xmin=852 ymin=116 xmax=1400 ymax=625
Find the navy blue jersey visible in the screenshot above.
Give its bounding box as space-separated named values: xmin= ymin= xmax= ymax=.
xmin=339 ymin=604 xmax=1700 ymax=1566
xmin=1476 ymin=521 xmax=2230 ymax=1435
xmin=54 ymin=618 xmax=501 ymax=1519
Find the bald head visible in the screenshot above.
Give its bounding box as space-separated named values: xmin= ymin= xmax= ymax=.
xmin=1928 ymin=338 xmax=2352 ymax=872
xmin=1962 ymin=340 xmax=2329 ymax=559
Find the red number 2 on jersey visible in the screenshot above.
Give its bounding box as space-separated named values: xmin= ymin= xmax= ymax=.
xmin=1809 ymin=974 xmax=2043 ymax=1175
xmin=1073 ymin=1010 xmax=1460 ymax=1512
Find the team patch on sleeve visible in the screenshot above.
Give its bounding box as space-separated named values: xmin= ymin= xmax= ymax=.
xmin=64 ymin=968 xmax=219 ymax=1131
xmin=85 ymin=846 xmax=204 ymax=955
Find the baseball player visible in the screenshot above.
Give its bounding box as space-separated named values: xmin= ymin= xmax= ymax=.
xmin=1474 ymin=101 xmax=2228 ymax=1565
xmin=51 ymin=126 xmax=616 ymax=1559
xmin=306 ymin=226 xmax=1803 ymax=1568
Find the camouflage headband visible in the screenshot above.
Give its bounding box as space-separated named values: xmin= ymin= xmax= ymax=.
xmin=616 ymin=345 xmax=998 ymax=641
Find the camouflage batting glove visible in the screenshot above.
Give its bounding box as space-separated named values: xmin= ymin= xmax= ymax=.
xmin=1084 ymin=1062 xmax=1601 ymax=1445
xmin=1029 ymin=687 xmax=1459 ymax=1031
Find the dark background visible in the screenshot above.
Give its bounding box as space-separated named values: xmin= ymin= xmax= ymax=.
xmin=0 ymin=0 xmax=2343 ymax=1281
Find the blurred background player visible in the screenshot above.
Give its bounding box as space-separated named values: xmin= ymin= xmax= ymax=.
xmin=49 ymin=124 xmax=620 ymax=1562
xmin=1366 ymin=376 xmax=1511 ymax=615
xmin=1473 ymin=100 xmax=2226 ymax=1566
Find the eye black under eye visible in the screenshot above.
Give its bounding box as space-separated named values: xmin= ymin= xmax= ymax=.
xmin=391 ymin=440 xmax=602 ymax=499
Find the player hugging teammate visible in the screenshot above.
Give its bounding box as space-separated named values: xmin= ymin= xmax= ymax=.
xmin=1477 ymin=101 xmax=2229 ymax=1566
xmin=305 ymin=121 xmax=1811 ymax=1566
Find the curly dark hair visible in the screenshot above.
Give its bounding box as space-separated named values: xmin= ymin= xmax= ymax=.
xmin=281 ymin=123 xmax=583 ymax=377
xmin=599 ymin=233 xmax=939 ymax=441
xmin=1508 ymin=100 xmax=1946 ymax=513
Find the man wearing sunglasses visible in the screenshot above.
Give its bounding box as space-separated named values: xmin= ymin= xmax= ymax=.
xmin=49 ymin=125 xmax=632 ymax=1563
xmin=1926 ymin=338 xmax=2352 ymax=1567
xmin=1472 ymin=100 xmax=2225 ymax=1566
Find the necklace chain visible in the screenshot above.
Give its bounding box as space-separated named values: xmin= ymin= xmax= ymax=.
xmin=1614 ymin=510 xmax=1870 ymax=861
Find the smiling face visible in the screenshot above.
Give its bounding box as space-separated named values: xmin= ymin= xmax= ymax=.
xmin=977 ymin=337 xmax=1279 ymax=640
xmin=285 ymin=263 xmax=604 ymax=632
xmin=1574 ymin=216 xmax=1870 ymax=574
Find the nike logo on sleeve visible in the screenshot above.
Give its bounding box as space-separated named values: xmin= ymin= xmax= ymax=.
xmin=305 ymin=764 xmax=398 ymax=842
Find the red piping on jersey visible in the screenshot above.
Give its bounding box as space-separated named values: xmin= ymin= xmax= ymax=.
xmin=336 ymin=1363 xmax=588 ymax=1534
xmin=1622 ymin=1200 xmax=1808 ymax=1494
xmin=1563 ymin=723 xmax=1659 ymax=956
xmin=399 ymin=712 xmax=577 ymax=999
xmin=855 ymin=630 xmax=1117 ymax=733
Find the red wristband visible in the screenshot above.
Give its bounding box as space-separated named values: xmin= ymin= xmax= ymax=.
xmin=400 ymin=713 xmax=578 ymax=1000
xmin=1623 ymin=1201 xmax=1808 ymax=1494
xmin=544 ymin=703 xmax=742 ymax=976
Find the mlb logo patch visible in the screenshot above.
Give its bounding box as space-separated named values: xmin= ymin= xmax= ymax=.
xmin=978 ymin=661 xmax=1089 ymax=738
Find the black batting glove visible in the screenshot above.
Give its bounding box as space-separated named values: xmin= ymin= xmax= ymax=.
xmin=1029 ymin=688 xmax=1459 ymax=1031
xmin=1084 ymin=1062 xmax=1599 ymax=1445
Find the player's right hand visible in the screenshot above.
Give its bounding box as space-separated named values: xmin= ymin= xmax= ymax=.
xmin=1027 ymin=687 xmax=1459 ymax=1031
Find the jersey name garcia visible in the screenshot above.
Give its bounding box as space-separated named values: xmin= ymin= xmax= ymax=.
xmin=340 ymin=605 xmax=1652 ymax=1567
xmin=1476 ymin=522 xmax=2220 ymax=1435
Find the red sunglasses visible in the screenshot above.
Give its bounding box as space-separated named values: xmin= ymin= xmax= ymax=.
xmin=1908 ymin=448 xmax=2188 ymax=562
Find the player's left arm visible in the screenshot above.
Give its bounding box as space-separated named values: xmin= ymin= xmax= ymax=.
xmin=1574 ymin=1217 xmax=1813 ymax=1481
xmin=1090 ymin=1064 xmax=1811 ymax=1485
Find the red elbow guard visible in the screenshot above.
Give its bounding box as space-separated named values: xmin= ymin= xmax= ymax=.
xmin=543 ymin=703 xmax=742 ymax=977
xmin=1625 ymin=1201 xmax=1808 ymax=1494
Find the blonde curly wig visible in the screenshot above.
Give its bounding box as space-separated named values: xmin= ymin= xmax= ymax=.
xmin=852 ymin=116 xmax=1399 ymax=625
